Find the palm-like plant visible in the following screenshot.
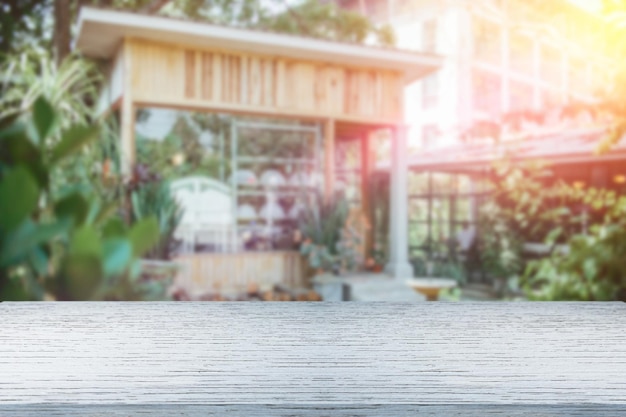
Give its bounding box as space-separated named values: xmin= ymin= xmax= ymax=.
xmin=0 ymin=49 xmax=101 ymax=128
xmin=298 ymin=191 xmax=350 ymax=273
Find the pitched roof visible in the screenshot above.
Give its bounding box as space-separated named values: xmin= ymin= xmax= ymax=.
xmin=378 ymin=127 xmax=626 ymax=173
xmin=75 ymin=7 xmax=442 ymax=84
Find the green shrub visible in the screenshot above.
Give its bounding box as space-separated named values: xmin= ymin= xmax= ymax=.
xmin=0 ymin=97 xmax=161 ymax=300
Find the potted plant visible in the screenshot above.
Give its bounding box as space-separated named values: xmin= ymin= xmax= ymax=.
xmin=127 ymin=164 xmax=185 ymax=297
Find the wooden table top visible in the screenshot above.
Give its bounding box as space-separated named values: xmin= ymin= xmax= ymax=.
xmin=1 ymin=302 xmax=625 ymax=416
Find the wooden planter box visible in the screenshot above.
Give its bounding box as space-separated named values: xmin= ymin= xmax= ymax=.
xmin=172 ymin=251 xmax=306 ymax=298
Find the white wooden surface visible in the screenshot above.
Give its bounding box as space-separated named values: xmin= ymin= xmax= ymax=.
xmin=1 ymin=302 xmax=625 ymax=416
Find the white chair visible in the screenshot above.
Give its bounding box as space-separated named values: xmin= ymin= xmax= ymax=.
xmin=170 ymin=176 xmax=238 ymax=253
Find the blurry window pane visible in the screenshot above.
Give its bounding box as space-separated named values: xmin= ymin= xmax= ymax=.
xmin=409 ymin=198 xmax=429 ymax=222
xmin=408 ymin=172 xmax=430 ymax=195
xmin=540 ymin=44 xmax=562 ymax=85
xmin=422 ymin=74 xmax=438 ymax=109
xmin=509 ymin=33 xmax=534 ymax=75
xmin=473 ymin=69 xmax=502 ymax=116
xmin=509 ymin=80 xmax=534 ymax=112
xmin=474 ymin=17 xmax=501 ymax=63
xmin=423 ymin=19 xmax=438 ymax=53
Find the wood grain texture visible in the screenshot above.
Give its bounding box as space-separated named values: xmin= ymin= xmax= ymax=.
xmin=173 ymin=251 xmax=306 ymax=298
xmin=1 ymin=302 xmax=625 ymax=415
xmin=128 ymin=39 xmax=404 ymax=123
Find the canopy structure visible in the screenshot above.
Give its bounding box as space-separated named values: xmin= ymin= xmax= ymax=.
xmin=75 ymin=6 xmax=443 ymax=280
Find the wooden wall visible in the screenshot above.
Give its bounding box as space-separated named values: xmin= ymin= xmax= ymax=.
xmin=126 ymin=39 xmax=403 ymax=124
xmin=173 ymin=251 xmax=306 ymax=298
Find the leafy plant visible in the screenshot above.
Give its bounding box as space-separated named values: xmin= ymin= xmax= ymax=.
xmin=0 ymin=97 xmax=162 ymax=301
xmin=478 ymin=199 xmax=523 ymax=281
xmin=524 ymin=193 xmax=626 ymax=301
xmin=128 ymin=164 xmax=184 ymax=260
xmin=0 ymin=49 xmax=100 ymax=128
xmin=298 ymin=192 xmax=349 ymax=273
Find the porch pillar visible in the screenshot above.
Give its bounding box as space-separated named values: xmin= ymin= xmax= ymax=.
xmin=385 ymin=125 xmax=414 ymax=279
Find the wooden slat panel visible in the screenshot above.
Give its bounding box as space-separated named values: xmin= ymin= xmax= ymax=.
xmin=1 ymin=303 xmax=626 ymax=416
xmin=201 ymin=52 xmax=212 ymax=100
xmin=240 ymin=55 xmax=248 ymax=105
xmin=292 ymin=62 xmax=315 ymax=111
xmin=173 ymin=252 xmax=306 ymax=297
xmin=212 ymin=52 xmax=222 ymax=102
xmin=249 ymin=56 xmax=262 ymax=106
xmin=128 ymin=39 xmax=404 ymax=122
xmin=184 ymin=50 xmax=195 ymax=99
xmin=275 ymin=59 xmax=287 ymax=108
xmin=262 ymin=58 xmax=274 ymax=107
xmin=329 ymin=67 xmax=345 ymax=115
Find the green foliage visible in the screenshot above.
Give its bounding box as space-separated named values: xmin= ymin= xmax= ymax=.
xmin=0 ymin=97 xmax=163 ymax=301
xmin=524 ymin=192 xmax=626 ymax=301
xmin=129 ymin=173 xmax=184 ymax=260
xmin=483 ymin=159 xmax=626 ymax=300
xmin=478 ymin=198 xmax=524 ymax=280
xmin=368 ymin=171 xmax=390 ymax=264
xmin=0 ymin=49 xmax=101 ymax=127
xmin=136 ymin=116 xmax=225 ymax=181
xmin=298 ymin=192 xmax=349 ymax=273
xmin=167 ymin=0 xmax=395 ymax=46
xmin=0 ymin=1 xmax=49 ymax=56
xmin=439 ymin=287 xmax=462 ymax=302
xmin=410 ymin=250 xmax=466 ymax=284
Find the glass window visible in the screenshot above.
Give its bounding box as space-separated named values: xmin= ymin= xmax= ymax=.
xmin=408 ymin=172 xmax=430 ymax=195
xmin=335 ymin=139 xmax=362 ymax=204
xmin=540 ymin=44 xmax=563 ymax=85
xmin=422 ymin=74 xmax=438 ymax=109
xmin=135 ymin=108 xmax=227 ymax=181
xmin=542 ymin=89 xmax=563 ymax=109
xmin=422 ymin=19 xmax=438 ymax=53
xmin=568 ymin=59 xmax=588 ymax=94
xmin=474 ymin=17 xmax=501 ymax=64
xmin=473 ymin=69 xmax=502 ymax=116
xmin=409 ymin=224 xmax=429 ymax=248
xmin=454 ymin=197 xmax=473 ymax=222
xmin=409 ymin=198 xmax=429 ymax=222
xmin=421 ymin=124 xmax=439 ymax=148
xmin=509 ymin=32 xmax=534 ymax=75
xmin=508 ymin=80 xmax=534 ymax=112
xmin=431 ymin=173 xmax=453 ymax=193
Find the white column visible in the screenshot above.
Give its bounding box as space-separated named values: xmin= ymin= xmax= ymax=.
xmin=385 ymin=126 xmax=414 ymax=279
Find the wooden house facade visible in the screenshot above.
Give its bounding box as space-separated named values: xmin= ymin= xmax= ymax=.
xmin=76 ymin=7 xmax=442 ymax=295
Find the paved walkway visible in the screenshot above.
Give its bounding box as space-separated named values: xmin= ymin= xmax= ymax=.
xmin=342 ymin=274 xmax=426 ymax=302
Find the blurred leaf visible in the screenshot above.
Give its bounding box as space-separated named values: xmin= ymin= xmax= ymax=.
xmin=54 ymin=192 xmax=89 ymax=226
xmin=102 ymin=217 xmax=127 ymax=239
xmin=102 ymin=239 xmax=132 ymax=276
xmin=69 ymin=225 xmax=102 ymax=257
xmin=32 ymin=97 xmax=55 ymax=144
xmin=0 ymin=219 xmax=70 ymax=267
xmin=61 ymin=254 xmax=102 ymax=300
xmin=545 ymin=227 xmax=562 ymax=246
xmin=93 ymin=201 xmax=119 ymax=227
xmin=1 ymin=275 xmax=35 ymax=301
xmin=0 ymin=166 xmax=39 ymax=232
xmin=1 ymin=133 xmax=48 ymax=188
xmin=28 ymin=247 xmax=49 ymax=277
xmin=50 ymin=125 xmax=99 ymax=165
xmin=128 ymin=217 xmax=160 ymax=257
